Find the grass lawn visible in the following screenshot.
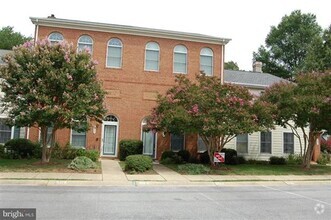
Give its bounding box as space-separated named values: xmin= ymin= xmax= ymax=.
xmin=118 ymin=161 xmax=157 ymax=175
xmin=0 ymin=159 xmax=101 ymax=173
xmin=165 ymin=163 xmax=331 ymax=175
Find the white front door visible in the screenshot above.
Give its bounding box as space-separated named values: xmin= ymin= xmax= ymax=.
xmin=101 ymin=115 xmax=119 ymax=157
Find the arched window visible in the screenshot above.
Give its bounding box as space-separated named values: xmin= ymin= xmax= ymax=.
xmin=48 ymin=32 xmax=64 ymax=44
xmin=145 ymin=42 xmax=160 ymax=71
xmin=141 ymin=118 xmax=156 ymax=157
xmin=77 ymin=35 xmax=93 ymax=53
xmin=173 ymin=45 xmax=187 ymax=74
xmin=107 ymin=38 xmax=122 ymax=68
xmin=200 ymin=48 xmax=213 ymax=76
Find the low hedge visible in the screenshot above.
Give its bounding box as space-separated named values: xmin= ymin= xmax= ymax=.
xmin=4 ymin=138 xmax=41 ymax=159
xmin=52 ymin=143 xmax=99 ymax=161
xmin=269 ymin=156 xmax=287 ymax=165
xmin=119 ymin=140 xmax=143 ymax=161
xmin=68 ymin=156 xmax=97 ymax=170
xmin=125 ymin=155 xmax=152 ymax=173
xmin=221 ymin=148 xmax=238 ymax=165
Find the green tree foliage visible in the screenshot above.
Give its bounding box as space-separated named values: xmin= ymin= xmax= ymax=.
xmin=253 ymin=10 xmax=322 ymax=79
xmin=304 ymin=25 xmax=331 ymax=72
xmin=224 ymin=61 xmax=239 ymax=70
xmin=149 ymin=74 xmax=274 ymax=164
xmin=260 ymin=72 xmax=331 ymax=168
xmin=0 ymin=39 xmax=106 ymax=163
xmin=0 ymin=26 xmax=31 ymax=50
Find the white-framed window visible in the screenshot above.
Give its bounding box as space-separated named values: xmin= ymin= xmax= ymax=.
xmin=170 ymin=133 xmax=185 ymax=152
xmin=77 ymin=35 xmax=93 ymax=53
xmin=106 ymin=38 xmax=123 ymax=68
xmin=173 ymin=45 xmax=187 ymax=74
xmin=236 ymin=134 xmax=248 ymax=154
xmin=200 ymin=48 xmax=213 ymax=76
xmin=283 ymin=132 xmax=294 ymax=154
xmin=260 ymin=131 xmax=272 ymax=153
xmin=197 ymin=135 xmax=207 ymax=153
xmin=0 ymin=121 xmax=12 ymax=144
xmin=141 ymin=118 xmax=156 ymax=157
xmin=71 ymin=129 xmax=86 ymax=148
xmin=48 ymin=32 xmax=64 ymax=44
xmin=144 ymin=42 xmax=160 ymax=71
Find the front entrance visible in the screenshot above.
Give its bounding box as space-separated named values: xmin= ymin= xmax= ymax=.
xmin=141 ymin=118 xmax=157 ymax=158
xmin=102 ymin=115 xmax=119 ymax=156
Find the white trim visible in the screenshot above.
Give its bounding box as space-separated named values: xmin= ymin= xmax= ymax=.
xmin=101 ymin=116 xmax=119 ymax=157
xmin=173 ymin=45 xmax=188 ymax=74
xmin=30 ymin=17 xmax=231 ymax=45
xmin=144 ymin=42 xmax=160 ymax=72
xmin=236 ymin=134 xmax=249 ymax=154
xmin=77 ymin=34 xmax=93 ymax=54
xmin=260 ymin=131 xmax=272 ymax=154
xmin=70 ymin=129 xmax=87 ymax=149
xmin=140 ymin=118 xmax=157 ymax=159
xmin=200 ymin=47 xmax=214 ymax=76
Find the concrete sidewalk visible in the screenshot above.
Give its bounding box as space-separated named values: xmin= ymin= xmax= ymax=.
xmin=0 ymin=159 xmax=331 ymax=186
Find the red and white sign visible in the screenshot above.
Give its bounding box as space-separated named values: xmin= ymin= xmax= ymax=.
xmin=213 ymin=152 xmax=225 ymax=163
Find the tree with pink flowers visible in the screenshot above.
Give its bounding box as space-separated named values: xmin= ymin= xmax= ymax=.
xmin=149 ymin=74 xmax=274 ymax=164
xmin=0 ymin=39 xmax=106 ymax=163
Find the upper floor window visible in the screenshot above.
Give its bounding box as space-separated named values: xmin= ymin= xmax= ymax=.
xmin=260 ymin=131 xmax=272 ymax=154
xmin=283 ymin=132 xmax=294 ymax=154
xmin=77 ymin=35 xmax=93 ymax=53
xmin=48 ymin=32 xmax=64 ymax=44
xmin=236 ymin=134 xmax=248 ymax=154
xmin=145 ymin=42 xmax=160 ymax=71
xmin=107 ymin=38 xmax=122 ymax=68
xmin=173 ymin=45 xmax=187 ymax=74
xmin=200 ymin=48 xmax=213 ymax=76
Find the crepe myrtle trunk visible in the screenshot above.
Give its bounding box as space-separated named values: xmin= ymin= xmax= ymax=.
xmin=40 ymin=125 xmax=57 ymax=163
xmin=200 ymin=135 xmax=223 ymax=165
xmin=302 ymin=130 xmax=320 ymax=169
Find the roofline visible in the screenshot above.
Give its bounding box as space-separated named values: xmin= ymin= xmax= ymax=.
xmin=30 ymin=17 xmax=231 ymax=45
xmin=224 ymin=81 xmax=268 ymax=89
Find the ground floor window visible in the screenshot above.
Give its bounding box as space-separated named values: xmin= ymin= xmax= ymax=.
xmin=283 ymin=132 xmax=294 ymax=154
xmin=71 ymin=130 xmax=86 ymax=148
xmin=141 ymin=118 xmax=156 ymax=157
xmin=170 ymin=134 xmax=184 ymax=152
xmin=197 ymin=135 xmax=207 ymax=152
xmin=236 ymin=134 xmax=248 ymax=154
xmin=0 ymin=120 xmax=11 ymax=144
xmin=260 ymin=131 xmax=272 ymax=153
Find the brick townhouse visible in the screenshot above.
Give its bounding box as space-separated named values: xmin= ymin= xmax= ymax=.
xmin=18 ymin=16 xmax=229 ymax=159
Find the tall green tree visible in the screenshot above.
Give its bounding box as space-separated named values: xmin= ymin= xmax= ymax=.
xmin=149 ymin=74 xmax=274 ymax=164
xmin=260 ymin=72 xmax=331 ymax=168
xmin=253 ymin=10 xmax=322 ymax=79
xmin=0 ymin=26 xmax=31 ymax=50
xmin=304 ymin=25 xmax=331 ymax=72
xmin=0 ymin=40 xmax=106 ymax=163
xmin=224 ymin=61 xmax=239 ymax=70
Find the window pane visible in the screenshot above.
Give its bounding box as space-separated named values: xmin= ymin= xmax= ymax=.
xmin=107 ymin=39 xmax=122 ymax=68
xmin=171 ymin=134 xmax=184 ymax=151
xmin=0 ymin=121 xmax=11 ymax=144
xmin=174 ymin=52 xmax=187 ymax=73
xmin=13 ymin=127 xmax=26 ymax=139
xmin=78 ymin=44 xmax=93 ymax=53
xmin=284 ymin=133 xmax=294 ymax=154
xmin=237 ymin=134 xmax=248 ymax=153
xmin=200 ymin=55 xmax=213 ymax=75
xmin=260 ymin=132 xmax=271 ymax=153
xmin=197 ymin=135 xmax=207 ymax=152
xmin=72 ymin=130 xmax=86 ymax=148
xmin=48 ymin=32 xmax=63 ymax=44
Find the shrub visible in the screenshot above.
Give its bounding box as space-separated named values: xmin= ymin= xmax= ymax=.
xmin=125 ymin=155 xmax=153 ymax=173
xmin=237 ymin=156 xmax=247 ymax=164
xmin=68 ymin=156 xmax=97 ymax=170
xmin=317 ymin=153 xmax=329 ymax=165
xmin=161 ymin=151 xmax=176 ymax=161
xmin=119 ymin=140 xmax=143 ymax=161
xmin=177 ymin=150 xmax=190 ymax=162
xmin=188 ymin=156 xmax=199 ymax=164
xmin=4 ymin=138 xmax=40 ymax=159
xmin=52 ymin=143 xmax=99 ymax=161
xmin=177 ymin=163 xmax=210 ymax=175
xmin=84 ymin=150 xmax=99 ymax=162
xmin=269 ymin=156 xmax=287 ymax=165
xmin=160 ymin=157 xmax=176 ymax=165
xmin=247 ymin=159 xmax=269 ymax=165
xmin=287 ymin=154 xmax=303 ymax=165
xmin=221 ymin=148 xmax=237 ymax=165
xmin=0 ymin=144 xmax=5 ymax=158
xmin=199 ymin=151 xmax=210 ymax=164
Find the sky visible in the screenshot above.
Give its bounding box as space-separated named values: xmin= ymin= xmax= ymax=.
xmin=1 ymin=0 xmax=330 ymax=71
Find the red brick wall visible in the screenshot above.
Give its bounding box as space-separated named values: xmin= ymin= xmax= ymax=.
xmin=32 ymin=25 xmax=223 ymax=159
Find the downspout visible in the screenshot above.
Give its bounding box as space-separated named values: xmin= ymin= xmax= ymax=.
xmin=34 ymin=19 xmax=39 ymax=43
xmin=220 ymin=45 xmax=225 ymax=85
